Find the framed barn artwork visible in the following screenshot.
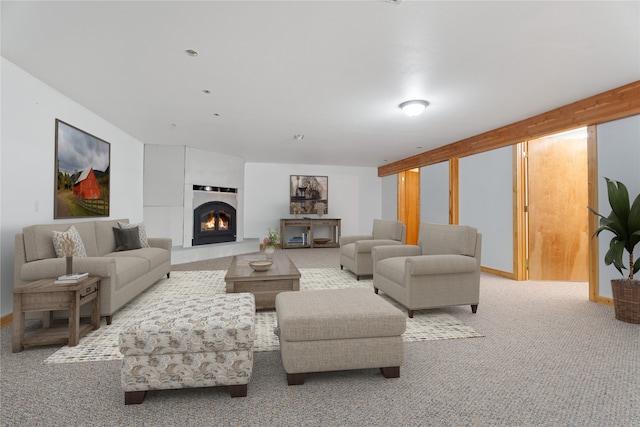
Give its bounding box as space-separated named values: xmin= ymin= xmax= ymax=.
xmin=54 ymin=119 xmax=111 ymax=218
xmin=290 ymin=175 xmax=328 ymax=216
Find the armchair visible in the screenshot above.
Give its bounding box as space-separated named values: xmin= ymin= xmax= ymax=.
xmin=339 ymin=219 xmax=406 ymax=280
xmin=372 ymin=223 xmax=482 ymax=318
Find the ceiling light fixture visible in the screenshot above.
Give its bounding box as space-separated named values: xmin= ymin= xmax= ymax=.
xmin=293 ymin=134 xmax=305 ymax=141
xmin=185 ymin=49 xmax=199 ymax=57
xmin=202 ymin=89 xmax=211 ymax=94
xmin=399 ymin=100 xmax=429 ymax=117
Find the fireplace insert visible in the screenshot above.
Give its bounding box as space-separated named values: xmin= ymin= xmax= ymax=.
xmin=192 ymin=201 xmax=236 ymax=245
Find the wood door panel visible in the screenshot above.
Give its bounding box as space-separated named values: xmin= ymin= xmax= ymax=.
xmin=528 ymin=137 xmax=589 ymax=281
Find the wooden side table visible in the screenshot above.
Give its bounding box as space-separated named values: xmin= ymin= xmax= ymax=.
xmin=12 ymin=277 xmax=101 ymax=353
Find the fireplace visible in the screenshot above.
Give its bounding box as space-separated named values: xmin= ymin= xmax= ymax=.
xmin=192 ymin=201 xmax=237 ymax=245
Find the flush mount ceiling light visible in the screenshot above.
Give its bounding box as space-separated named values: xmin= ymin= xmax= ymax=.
xmin=185 ymin=49 xmax=199 ymax=57
xmin=399 ymin=100 xmax=430 ymax=117
xmin=293 ymin=134 xmax=305 ymax=141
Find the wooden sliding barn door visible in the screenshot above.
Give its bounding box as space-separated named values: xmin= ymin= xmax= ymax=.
xmin=527 ymin=135 xmax=589 ymax=281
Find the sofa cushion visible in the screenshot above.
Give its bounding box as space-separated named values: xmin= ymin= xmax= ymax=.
xmin=419 ymin=223 xmax=477 ymax=257
xmin=101 ymin=256 xmax=151 ymax=290
xmin=275 ymin=288 xmax=405 ymax=342
xmin=22 ymin=222 xmax=97 ymax=261
xmin=95 ymin=219 xmax=128 ymax=256
xmin=107 ymin=247 xmax=170 ymax=271
xmin=372 ymin=219 xmax=404 ymax=241
xmin=113 ymin=227 xmax=141 ymax=252
xmin=118 ymin=221 xmax=150 ymax=248
xmin=51 ymin=225 xmax=87 ymax=257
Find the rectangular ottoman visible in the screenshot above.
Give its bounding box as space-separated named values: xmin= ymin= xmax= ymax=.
xmin=275 ymin=288 xmax=406 ymax=385
xmin=119 ymin=293 xmax=255 ymax=404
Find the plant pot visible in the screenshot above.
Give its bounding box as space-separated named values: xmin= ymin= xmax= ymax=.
xmin=611 ymin=279 xmax=640 ymax=324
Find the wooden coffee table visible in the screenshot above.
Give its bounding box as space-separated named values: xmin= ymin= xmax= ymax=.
xmin=225 ymin=253 xmax=300 ymax=310
xmin=13 ymin=276 xmax=101 ymax=352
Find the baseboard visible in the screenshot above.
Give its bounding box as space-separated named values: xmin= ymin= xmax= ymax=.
xmin=1 ymin=313 xmax=13 ymax=329
xmin=481 ymin=266 xmax=515 ymax=280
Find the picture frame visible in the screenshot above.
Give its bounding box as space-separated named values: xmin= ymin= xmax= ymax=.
xmin=290 ymin=175 xmax=328 ymax=215
xmin=54 ymin=119 xmax=111 ymax=218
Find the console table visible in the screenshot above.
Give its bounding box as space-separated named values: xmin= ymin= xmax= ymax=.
xmin=280 ymin=218 xmax=341 ymax=249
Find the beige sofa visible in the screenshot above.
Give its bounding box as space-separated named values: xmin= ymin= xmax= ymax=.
xmin=14 ymin=219 xmax=171 ymax=324
xmin=339 ymin=219 xmax=406 ymax=280
xmin=372 ymin=222 xmax=482 ymax=318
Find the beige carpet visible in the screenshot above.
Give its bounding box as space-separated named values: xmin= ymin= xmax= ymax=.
xmin=44 ymin=269 xmax=483 ymax=364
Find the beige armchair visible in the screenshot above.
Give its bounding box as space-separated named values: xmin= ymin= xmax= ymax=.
xmin=339 ymin=219 xmax=406 ymax=280
xmin=372 ymin=223 xmax=482 ymax=318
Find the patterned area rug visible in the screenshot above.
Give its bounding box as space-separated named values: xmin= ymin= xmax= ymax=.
xmin=45 ymin=269 xmax=483 ymax=364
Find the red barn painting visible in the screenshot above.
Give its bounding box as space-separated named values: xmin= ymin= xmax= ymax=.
xmin=73 ymin=168 xmax=100 ymax=199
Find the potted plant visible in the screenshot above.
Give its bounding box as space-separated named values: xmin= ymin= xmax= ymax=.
xmin=588 ymin=177 xmax=640 ymax=323
xmin=262 ymin=228 xmax=280 ymax=259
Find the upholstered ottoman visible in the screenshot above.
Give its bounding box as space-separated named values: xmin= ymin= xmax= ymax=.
xmin=275 ymin=288 xmax=406 ymax=385
xmin=118 ymin=293 xmax=255 ymax=404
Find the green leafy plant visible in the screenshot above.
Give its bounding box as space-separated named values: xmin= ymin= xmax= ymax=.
xmin=588 ymin=178 xmax=640 ymax=280
xmin=263 ymin=228 xmax=280 ymax=247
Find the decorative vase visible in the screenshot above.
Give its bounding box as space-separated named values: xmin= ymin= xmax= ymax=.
xmin=66 ymin=256 xmax=73 ymax=275
xmin=264 ymin=245 xmax=275 ymax=260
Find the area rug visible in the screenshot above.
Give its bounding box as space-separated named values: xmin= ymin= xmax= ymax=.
xmin=45 ymin=269 xmax=483 ymax=364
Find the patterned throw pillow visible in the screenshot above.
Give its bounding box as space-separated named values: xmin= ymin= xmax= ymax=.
xmin=52 ymin=225 xmax=87 ymax=257
xmin=118 ymin=221 xmax=150 ymax=247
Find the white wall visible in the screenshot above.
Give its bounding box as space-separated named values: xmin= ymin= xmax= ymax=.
xmin=459 ymin=146 xmax=513 ymax=273
xmin=421 ymin=161 xmax=449 ymax=224
xmin=0 ymin=58 xmax=145 ymax=318
xmin=244 ymin=163 xmax=381 ymax=240
xmin=381 ymin=174 xmax=398 ymax=220
xmin=596 ymin=115 xmax=640 ymax=298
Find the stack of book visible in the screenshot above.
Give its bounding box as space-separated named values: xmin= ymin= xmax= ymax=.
xmin=54 ymin=272 xmax=89 ymax=284
xmin=287 ymin=233 xmax=307 ymax=245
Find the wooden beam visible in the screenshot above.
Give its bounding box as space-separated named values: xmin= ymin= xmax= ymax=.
xmin=379 ymin=80 xmax=640 ymax=177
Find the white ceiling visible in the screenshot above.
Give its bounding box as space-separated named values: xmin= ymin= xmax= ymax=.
xmin=2 ymin=1 xmax=639 ymax=168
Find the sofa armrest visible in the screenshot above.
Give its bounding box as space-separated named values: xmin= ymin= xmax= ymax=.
xmin=354 ymin=239 xmax=403 ymax=253
xmin=372 ymin=245 xmax=421 ymax=263
xmin=148 ymin=237 xmax=172 ymax=252
xmin=406 ymin=254 xmax=479 ymax=275
xmin=339 ymin=234 xmax=373 ymax=246
xmin=19 ymin=257 xmax=117 ymax=282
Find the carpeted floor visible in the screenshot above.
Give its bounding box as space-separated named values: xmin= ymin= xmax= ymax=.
xmin=44 ymin=269 xmax=482 ymax=363
xmin=2 ymin=248 xmax=639 ymax=426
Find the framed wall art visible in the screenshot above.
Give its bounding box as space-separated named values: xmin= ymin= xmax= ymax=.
xmin=54 ymin=119 xmax=111 ymax=218
xmin=290 ymin=175 xmax=328 ymax=216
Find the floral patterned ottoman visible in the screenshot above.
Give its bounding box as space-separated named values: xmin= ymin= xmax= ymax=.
xmin=118 ymin=293 xmax=255 ymax=404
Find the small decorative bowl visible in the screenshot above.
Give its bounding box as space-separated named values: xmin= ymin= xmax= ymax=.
xmin=313 ymin=238 xmax=331 ymax=244
xmin=249 ymin=260 xmax=273 ymax=272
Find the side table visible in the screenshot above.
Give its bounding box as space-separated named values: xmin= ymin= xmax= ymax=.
xmin=13 ymin=276 xmax=101 ymax=353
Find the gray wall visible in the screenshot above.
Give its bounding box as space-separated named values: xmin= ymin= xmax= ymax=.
xmin=459 ymin=146 xmax=513 ymax=273
xmin=381 ymin=174 xmax=398 ymax=220
xmin=421 ymin=161 xmax=449 ymax=224
xmin=595 ymin=115 xmax=640 ymax=298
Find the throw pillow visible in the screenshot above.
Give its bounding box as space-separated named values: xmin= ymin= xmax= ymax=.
xmin=113 ymin=226 xmax=141 ymax=252
xmin=52 ymin=226 xmax=87 ymax=258
xmin=118 ymin=221 xmax=149 ymax=248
